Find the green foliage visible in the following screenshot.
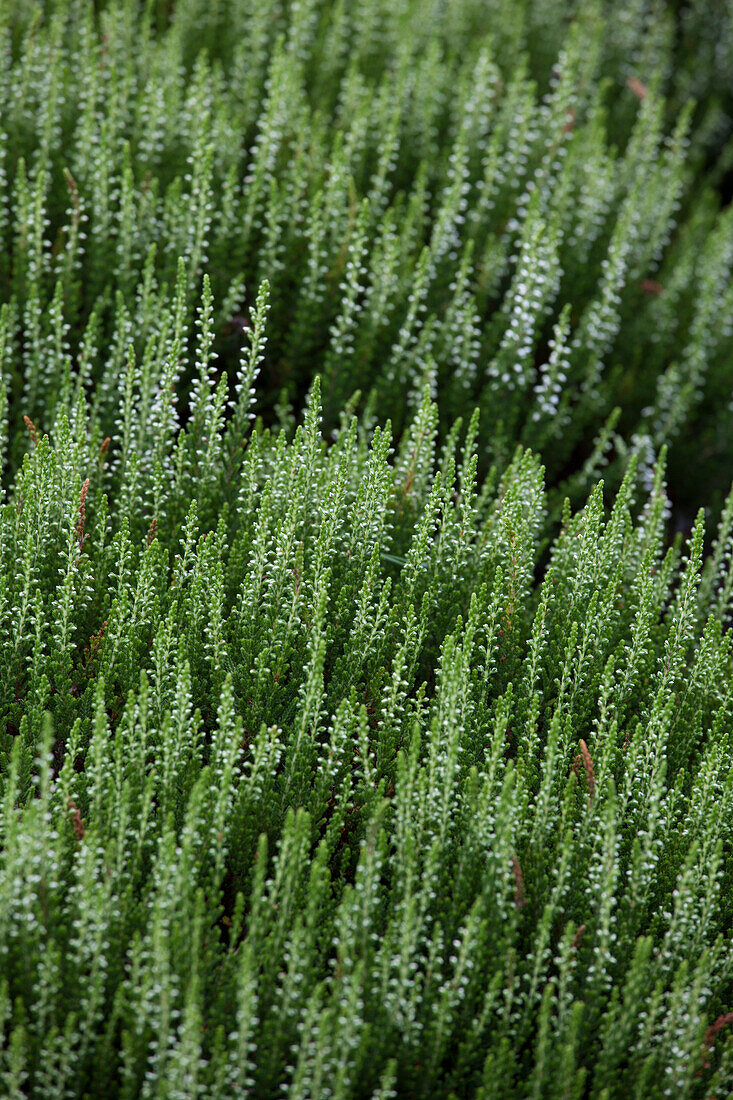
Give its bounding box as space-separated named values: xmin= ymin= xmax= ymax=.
xmin=0 ymin=380 xmax=732 ymax=1096
xmin=0 ymin=1 xmax=731 ymax=1098
xmin=0 ymin=0 xmax=729 ymax=508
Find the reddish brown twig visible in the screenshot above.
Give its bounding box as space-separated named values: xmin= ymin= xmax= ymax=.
xmin=24 ymin=415 xmax=38 ymax=444
xmin=84 ymin=620 xmax=107 ymax=671
xmin=76 ymin=478 xmax=90 ymax=553
xmin=67 ymin=798 xmax=85 ymax=841
xmin=700 ymin=1011 xmax=733 ymax=1071
xmin=627 ymin=76 xmax=648 ymax=100
xmin=572 ymin=739 xmax=596 ymax=803
xmin=704 ymin=1012 xmax=733 ymax=1049
xmin=572 ymin=923 xmax=586 ymax=950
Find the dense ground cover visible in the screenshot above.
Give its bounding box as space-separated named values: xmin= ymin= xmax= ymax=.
xmin=0 ymin=1 xmax=733 ymax=1096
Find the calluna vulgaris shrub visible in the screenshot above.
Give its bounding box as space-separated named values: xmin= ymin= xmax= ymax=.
xmin=0 ymin=1 xmax=733 ymax=1097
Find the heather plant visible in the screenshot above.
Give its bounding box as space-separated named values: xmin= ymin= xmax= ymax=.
xmin=0 ymin=2 xmax=732 ymax=1099
xmin=1 ymin=377 xmax=733 ymax=1096
xmin=0 ymin=0 xmax=730 ymax=508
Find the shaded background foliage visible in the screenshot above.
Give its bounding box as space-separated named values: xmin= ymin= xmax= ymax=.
xmin=0 ymin=0 xmax=730 ymax=512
